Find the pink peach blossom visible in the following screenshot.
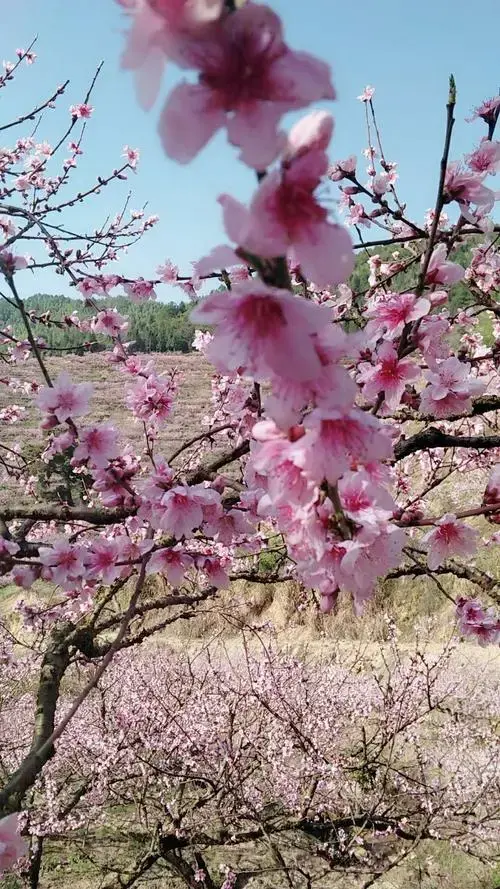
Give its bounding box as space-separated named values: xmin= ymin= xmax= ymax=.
xmin=444 ymin=162 xmax=495 ymax=222
xmin=299 ymin=407 xmax=393 ymax=485
xmin=126 ymin=373 xmax=176 ymax=427
xmin=466 ymin=139 xmax=500 ymax=175
xmin=91 ymin=309 xmax=128 ymax=337
xmin=153 ymin=486 xmax=204 ymax=537
xmin=156 ymin=259 xmax=179 ymax=282
xmin=197 ymin=554 xmax=229 ymax=588
xmin=328 ymin=155 xmax=357 ymax=181
xmin=419 ymin=356 xmax=486 ymax=418
xmin=191 ymin=280 xmax=331 ymax=383
xmin=423 ymin=514 xmax=479 ymax=570
xmin=209 ymin=508 xmax=254 ymax=545
xmin=216 ymin=112 xmax=353 ymax=286
xmin=467 ymin=95 xmax=500 ymax=124
xmin=358 ymin=342 xmax=419 ymax=410
xmin=123 ymin=278 xmax=157 ymax=302
xmin=251 ymin=420 xmax=316 ymax=508
xmin=425 ymin=244 xmax=465 ymax=285
xmin=357 ymin=85 xmax=375 ymax=102
xmin=346 ymin=203 xmax=370 ymax=227
xmin=39 ymin=539 xmax=86 ymax=587
xmin=140 ymin=456 xmax=174 ymax=504
xmin=283 ymin=109 xmax=333 ymax=160
xmin=93 ymin=452 xmax=140 ymax=509
xmin=122 ymin=144 xmax=140 ymax=168
xmin=456 ymin=597 xmax=500 ymax=646
xmin=86 ymin=539 xmax=122 ymax=585
xmin=42 ymin=429 xmax=76 ymax=462
xmin=159 ymin=4 xmax=335 ymax=169
xmin=77 ymin=277 xmax=105 ymax=297
xmin=414 ymin=314 xmax=451 ymax=360
xmin=73 ymin=424 xmax=119 ymax=469
xmin=147 ymin=546 xmax=193 ymax=586
xmin=372 ymin=173 xmax=390 ymax=195
xmin=338 ymin=470 xmax=396 ymax=527
xmin=260 ymin=323 xmax=356 ymax=427
xmin=119 ymin=0 xmax=223 ymax=110
xmin=36 ymin=373 xmax=93 ymax=424
xmin=70 ymin=103 xmax=93 ymax=118
xmin=0 ymin=249 xmax=29 ymax=275
xmin=337 ymin=524 xmax=406 ymax=612
xmin=365 ymin=291 xmax=430 ymax=339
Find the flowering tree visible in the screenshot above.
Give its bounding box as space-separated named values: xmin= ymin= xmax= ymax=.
xmin=1 ymin=0 xmax=500 ymax=882
xmin=2 ymin=628 xmax=500 ymax=889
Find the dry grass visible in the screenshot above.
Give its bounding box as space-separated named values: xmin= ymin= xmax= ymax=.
xmin=36 ymin=837 xmax=500 ymax=889
xmin=1 ymin=351 xmax=212 ymax=451
xmin=0 ymin=352 xmax=213 ymax=504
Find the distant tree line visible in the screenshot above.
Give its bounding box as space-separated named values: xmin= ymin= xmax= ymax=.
xmin=0 ymin=293 xmax=196 ymax=354
xmin=0 ymin=239 xmax=477 ymax=356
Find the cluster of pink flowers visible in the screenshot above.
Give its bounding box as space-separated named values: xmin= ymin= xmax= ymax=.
xmin=465 ymin=242 xmax=500 ymax=293
xmin=0 ymin=404 xmax=26 ymax=424
xmin=244 ymin=414 xmax=400 ymax=612
xmin=136 ymin=458 xmax=253 ymax=573
xmin=419 ymin=357 xmax=486 ymax=418
xmin=456 ymin=597 xmax=500 ymax=645
xmin=14 ymin=535 xmax=137 ymax=595
xmin=5 ymin=641 xmax=498 ymax=875
xmin=125 ymin=371 xmax=177 ymax=430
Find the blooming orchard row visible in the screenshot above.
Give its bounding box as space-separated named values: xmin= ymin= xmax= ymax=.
xmin=1 ymin=630 xmax=499 ymax=887
xmin=0 ymin=0 xmax=500 ymax=879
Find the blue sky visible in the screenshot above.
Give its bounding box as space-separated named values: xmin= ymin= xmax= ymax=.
xmin=2 ymin=0 xmax=499 ymax=300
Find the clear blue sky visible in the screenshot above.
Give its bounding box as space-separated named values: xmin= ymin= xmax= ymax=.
xmin=2 ymin=0 xmax=499 ymax=300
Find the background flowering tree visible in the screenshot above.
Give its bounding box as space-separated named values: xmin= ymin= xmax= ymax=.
xmin=2 ymin=628 xmax=500 ymax=889
xmin=0 ymin=0 xmax=500 ymax=884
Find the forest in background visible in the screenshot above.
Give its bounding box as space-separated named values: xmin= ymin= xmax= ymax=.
xmin=0 ymin=239 xmax=479 ymax=355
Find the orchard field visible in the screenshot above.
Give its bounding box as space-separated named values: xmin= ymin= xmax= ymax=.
xmin=0 ymin=352 xmax=213 ymax=506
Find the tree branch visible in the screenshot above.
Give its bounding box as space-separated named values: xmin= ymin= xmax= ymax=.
xmin=0 ymin=548 xmax=151 ymax=815
xmin=0 ymin=623 xmax=72 ymax=815
xmin=388 ymin=550 xmax=499 ymax=602
xmin=0 ymin=442 xmax=250 ymax=527
xmin=390 ymin=395 xmax=500 ymax=424
xmin=394 ymin=427 xmax=500 ymax=461
xmin=415 ymin=75 xmax=456 ymax=295
xmin=0 ymin=505 xmax=133 ymax=524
